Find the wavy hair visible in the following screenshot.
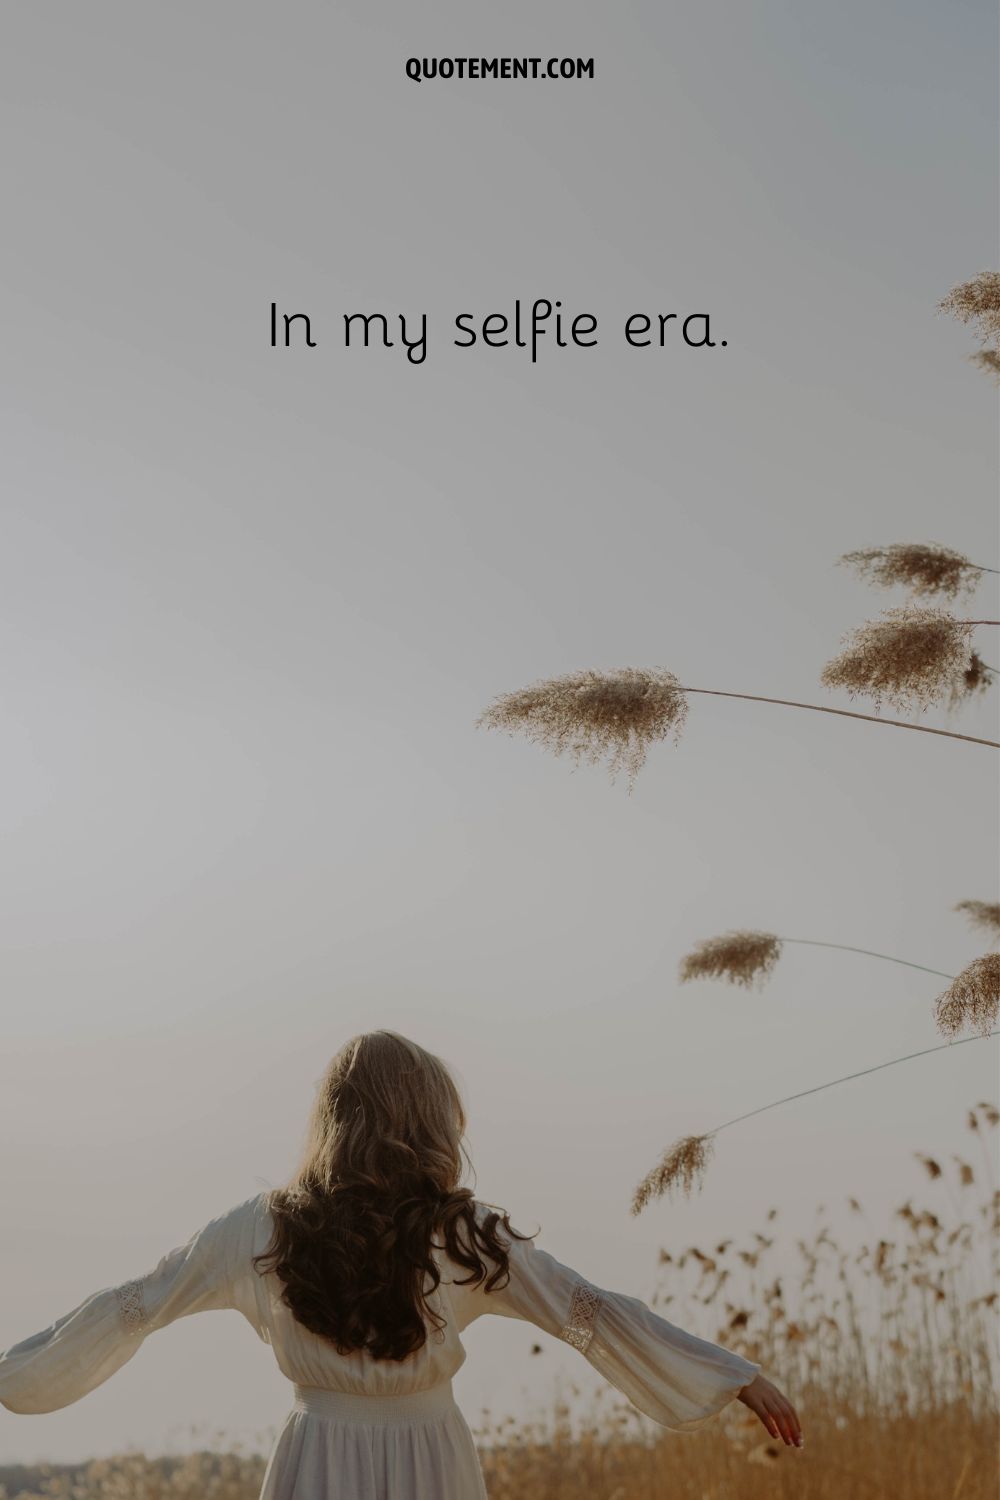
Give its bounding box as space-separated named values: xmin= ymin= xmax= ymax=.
xmin=252 ymin=1030 xmax=534 ymax=1360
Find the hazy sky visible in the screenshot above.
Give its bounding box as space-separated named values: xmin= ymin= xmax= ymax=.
xmin=2 ymin=0 xmax=997 ymax=1465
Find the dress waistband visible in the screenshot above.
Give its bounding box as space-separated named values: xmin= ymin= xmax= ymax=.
xmin=292 ymin=1380 xmax=458 ymax=1425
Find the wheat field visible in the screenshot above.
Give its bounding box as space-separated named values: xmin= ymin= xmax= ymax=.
xmin=2 ymin=1129 xmax=996 ymax=1500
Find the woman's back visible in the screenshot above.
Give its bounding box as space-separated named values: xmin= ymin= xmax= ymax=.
xmin=248 ymin=1193 xmax=470 ymax=1397
xmin=237 ymin=1193 xmax=487 ymax=1498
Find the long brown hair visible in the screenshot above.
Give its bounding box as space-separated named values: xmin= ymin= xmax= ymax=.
xmin=252 ymin=1030 xmax=534 ymax=1360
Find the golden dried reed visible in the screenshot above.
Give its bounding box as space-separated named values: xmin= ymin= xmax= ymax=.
xmin=680 ymin=932 xmax=783 ymax=989
xmin=679 ymin=932 xmax=951 ymax=987
xmin=933 ymin=954 xmax=1000 ymax=1040
xmin=950 ymin=650 xmax=996 ymax=708
xmin=969 ymin=348 xmax=1000 ymax=381
xmin=478 ymin=665 xmax=1000 ymax=784
xmin=939 ymin=270 xmax=1000 ymax=347
xmin=632 ymin=1035 xmax=998 ymax=1212
xmin=631 ymin=1134 xmax=714 ymax=1213
xmin=476 ymin=667 xmax=688 ymax=787
xmin=955 ymin=900 xmax=1000 ymax=941
xmin=820 ymin=607 xmax=976 ymax=712
xmin=838 ymin=544 xmax=984 ymax=600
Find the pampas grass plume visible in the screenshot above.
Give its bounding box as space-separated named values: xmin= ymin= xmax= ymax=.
xmin=476 ymin=667 xmax=689 ymax=789
xmin=933 ymin=955 xmax=1000 ymax=1040
xmin=839 ymin=544 xmax=983 ymax=601
xmin=950 ymin=651 xmax=995 ymax=709
xmin=969 ymin=348 xmax=1000 ymax=382
xmin=939 ymin=271 xmax=1000 ymax=347
xmin=821 ymin=608 xmax=976 ymax=713
xmin=954 ymin=901 xmax=1000 ymax=942
xmin=631 ymin=1135 xmax=714 ymax=1214
xmin=679 ymin=932 xmax=783 ymax=989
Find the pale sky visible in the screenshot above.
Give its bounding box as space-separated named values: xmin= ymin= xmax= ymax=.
xmin=1 ymin=0 xmax=997 ymax=1465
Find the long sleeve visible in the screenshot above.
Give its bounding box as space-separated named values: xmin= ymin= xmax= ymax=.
xmin=467 ymin=1211 xmax=760 ymax=1431
xmin=0 ymin=1195 xmax=262 ymax=1415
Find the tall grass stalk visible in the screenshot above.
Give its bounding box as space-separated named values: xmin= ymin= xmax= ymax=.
xmin=632 ymin=1033 xmax=999 ymax=1211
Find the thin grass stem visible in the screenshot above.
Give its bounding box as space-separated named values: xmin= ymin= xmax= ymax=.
xmin=781 ymin=939 xmax=954 ymax=980
xmin=713 ymin=1033 xmax=999 ymax=1137
xmin=680 ymin=687 xmax=999 ymax=748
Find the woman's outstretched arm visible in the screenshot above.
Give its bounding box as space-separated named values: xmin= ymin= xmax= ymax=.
xmin=463 ymin=1206 xmax=802 ymax=1445
xmin=0 ymin=1195 xmax=262 ymax=1414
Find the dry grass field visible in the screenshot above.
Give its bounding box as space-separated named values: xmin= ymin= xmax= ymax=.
xmin=2 ymin=1128 xmax=996 ymax=1500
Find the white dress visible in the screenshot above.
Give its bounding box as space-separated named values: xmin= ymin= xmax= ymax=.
xmin=0 ymin=1194 xmax=760 ymax=1498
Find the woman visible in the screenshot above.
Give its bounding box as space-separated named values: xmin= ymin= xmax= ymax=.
xmin=0 ymin=1031 xmax=802 ymax=1497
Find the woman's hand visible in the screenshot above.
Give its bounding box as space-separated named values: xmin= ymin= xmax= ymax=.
xmin=737 ymin=1373 xmax=803 ymax=1448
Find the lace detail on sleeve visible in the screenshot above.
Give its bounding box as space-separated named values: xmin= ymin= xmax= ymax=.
xmin=559 ymin=1279 xmax=602 ymax=1353
xmin=114 ymin=1279 xmax=149 ymax=1337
